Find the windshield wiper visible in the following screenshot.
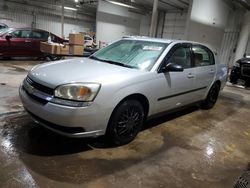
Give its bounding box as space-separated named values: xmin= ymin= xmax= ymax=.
xmin=104 ymin=60 xmax=135 ymax=68
xmin=89 ymin=56 xmax=102 ymax=61
xmin=89 ymin=56 xmax=135 ymax=68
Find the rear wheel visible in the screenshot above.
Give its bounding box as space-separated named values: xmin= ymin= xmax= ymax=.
xmin=47 ymin=55 xmax=62 ymax=61
xmin=201 ymin=83 xmax=220 ymax=109
xmin=106 ymin=100 xmax=144 ymax=145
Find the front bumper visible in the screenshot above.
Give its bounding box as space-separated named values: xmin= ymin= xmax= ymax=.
xmin=19 ymin=85 xmax=111 ymax=138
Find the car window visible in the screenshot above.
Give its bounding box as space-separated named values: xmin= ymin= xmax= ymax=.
xmin=31 ymin=31 xmax=49 ymax=39
xmin=192 ymin=45 xmax=214 ymax=67
xmin=168 ymin=46 xmax=191 ymax=69
xmin=10 ymin=30 xmax=31 ymax=38
xmin=0 ymin=28 xmax=10 ymax=34
xmin=92 ymin=39 xmax=168 ymax=71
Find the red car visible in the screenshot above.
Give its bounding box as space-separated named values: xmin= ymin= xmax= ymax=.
xmin=0 ymin=28 xmax=66 ymax=58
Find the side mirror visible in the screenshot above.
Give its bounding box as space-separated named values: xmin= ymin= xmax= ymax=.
xmin=5 ymin=34 xmax=12 ymax=40
xmin=161 ymin=63 xmax=184 ymax=73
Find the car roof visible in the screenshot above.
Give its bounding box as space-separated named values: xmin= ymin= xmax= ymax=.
xmin=11 ymin=27 xmax=48 ymax=32
xmin=123 ymin=36 xmax=206 ymax=46
xmin=0 ymin=23 xmax=8 ymax=26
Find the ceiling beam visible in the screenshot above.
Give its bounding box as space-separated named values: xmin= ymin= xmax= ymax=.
xmin=159 ymin=0 xmax=184 ymax=10
xmin=175 ymin=0 xmax=189 ymax=6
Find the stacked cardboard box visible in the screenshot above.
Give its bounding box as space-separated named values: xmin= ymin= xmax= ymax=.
xmin=40 ymin=42 xmax=69 ymax=55
xmin=60 ymin=45 xmax=69 ymax=55
xmin=40 ymin=42 xmax=60 ymax=54
xmin=69 ymin=33 xmax=84 ymax=55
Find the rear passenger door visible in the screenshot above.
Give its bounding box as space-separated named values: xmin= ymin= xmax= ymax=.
xmin=192 ymin=45 xmax=216 ymax=100
xmin=30 ymin=30 xmax=49 ymax=56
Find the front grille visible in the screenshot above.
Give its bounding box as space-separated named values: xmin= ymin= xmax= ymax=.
xmin=23 ymin=86 xmax=48 ymax=105
xmin=241 ymin=64 xmax=250 ymax=77
xmin=27 ymin=110 xmax=86 ymax=134
xmin=26 ymin=77 xmax=54 ymax=95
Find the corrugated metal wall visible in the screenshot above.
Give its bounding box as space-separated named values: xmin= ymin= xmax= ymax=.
xmin=0 ymin=1 xmax=95 ymax=38
xmin=219 ymin=10 xmax=243 ymax=67
xmin=36 ymin=14 xmax=93 ymax=38
xmin=0 ymin=10 xmax=33 ymax=28
xmin=162 ymin=12 xmax=187 ymax=40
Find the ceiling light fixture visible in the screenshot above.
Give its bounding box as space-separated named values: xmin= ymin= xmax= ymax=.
xmin=104 ymin=0 xmax=139 ymax=9
xmin=64 ymin=6 xmax=78 ymax=11
xmin=75 ymin=0 xmax=79 ymax=2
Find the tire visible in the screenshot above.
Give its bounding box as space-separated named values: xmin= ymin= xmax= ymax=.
xmin=106 ymin=100 xmax=145 ymax=145
xmin=48 ymin=55 xmax=61 ymax=61
xmin=3 ymin=57 xmax=11 ymax=60
xmin=229 ymin=74 xmax=237 ymax=84
xmin=246 ymin=81 xmax=250 ymax=88
xmin=201 ymin=83 xmax=220 ymax=109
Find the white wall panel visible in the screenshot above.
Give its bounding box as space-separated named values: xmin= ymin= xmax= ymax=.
xmin=96 ymin=0 xmax=141 ymax=44
xmin=162 ymin=13 xmax=187 ymax=40
xmin=219 ymin=10 xmax=243 ymax=67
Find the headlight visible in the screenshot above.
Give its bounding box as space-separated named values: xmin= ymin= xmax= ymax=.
xmin=54 ymin=83 xmax=101 ymax=103
xmin=234 ymin=62 xmax=240 ymax=67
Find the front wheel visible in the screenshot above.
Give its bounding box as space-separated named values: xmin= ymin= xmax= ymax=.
xmin=106 ymin=100 xmax=145 ymax=145
xmin=201 ymin=83 xmax=220 ymax=109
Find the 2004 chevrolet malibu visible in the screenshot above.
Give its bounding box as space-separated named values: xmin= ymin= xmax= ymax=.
xmin=19 ymin=37 xmax=228 ymax=145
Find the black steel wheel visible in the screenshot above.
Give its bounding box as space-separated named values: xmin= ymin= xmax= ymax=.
xmin=107 ymin=100 xmax=144 ymax=145
xmin=201 ymin=83 xmax=220 ymax=109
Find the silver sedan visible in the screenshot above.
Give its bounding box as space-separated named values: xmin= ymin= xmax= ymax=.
xmin=19 ymin=37 xmax=227 ymax=145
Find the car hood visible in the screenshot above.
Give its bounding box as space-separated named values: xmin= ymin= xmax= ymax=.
xmin=240 ymin=58 xmax=250 ymax=64
xmin=29 ymin=58 xmax=149 ymax=88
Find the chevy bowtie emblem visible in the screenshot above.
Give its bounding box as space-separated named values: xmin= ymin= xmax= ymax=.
xmin=27 ymin=85 xmax=35 ymax=94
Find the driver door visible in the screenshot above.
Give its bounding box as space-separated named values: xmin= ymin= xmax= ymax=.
xmin=6 ymin=29 xmax=32 ymax=56
xmin=154 ymin=43 xmax=197 ymax=113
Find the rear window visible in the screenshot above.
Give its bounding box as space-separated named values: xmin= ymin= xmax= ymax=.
xmin=192 ymin=45 xmax=215 ymax=67
xmin=31 ymin=31 xmax=49 ymax=39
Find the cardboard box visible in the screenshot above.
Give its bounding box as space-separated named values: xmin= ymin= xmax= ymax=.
xmin=69 ymin=33 xmax=84 ymax=45
xmin=60 ymin=45 xmax=69 ymax=55
xmin=69 ymin=45 xmax=84 ymax=55
xmin=40 ymin=42 xmax=60 ymax=54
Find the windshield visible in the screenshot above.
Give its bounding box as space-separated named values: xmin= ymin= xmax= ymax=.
xmin=90 ymin=39 xmax=168 ymax=71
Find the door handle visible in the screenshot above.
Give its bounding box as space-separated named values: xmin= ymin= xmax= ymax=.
xmin=187 ymin=73 xmax=195 ymax=78
xmin=209 ymin=70 xmax=215 ymax=74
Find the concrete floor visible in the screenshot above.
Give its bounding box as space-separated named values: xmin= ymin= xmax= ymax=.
xmin=0 ymin=60 xmax=250 ymax=188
